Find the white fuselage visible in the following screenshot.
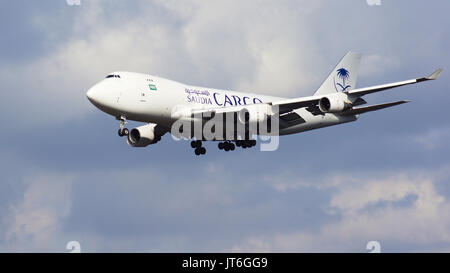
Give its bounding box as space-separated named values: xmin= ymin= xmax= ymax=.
xmin=86 ymin=71 xmax=357 ymax=136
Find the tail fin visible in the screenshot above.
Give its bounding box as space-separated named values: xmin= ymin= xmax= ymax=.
xmin=314 ymin=52 xmax=361 ymax=96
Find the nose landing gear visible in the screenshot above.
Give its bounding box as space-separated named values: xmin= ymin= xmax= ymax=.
xmin=117 ymin=115 xmax=129 ymax=137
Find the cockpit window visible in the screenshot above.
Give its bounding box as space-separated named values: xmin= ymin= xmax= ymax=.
xmin=106 ymin=74 xmax=121 ymax=78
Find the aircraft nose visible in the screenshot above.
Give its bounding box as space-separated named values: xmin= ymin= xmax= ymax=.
xmin=86 ymin=80 xmax=120 ymax=112
xmin=86 ymin=84 xmax=102 ymax=105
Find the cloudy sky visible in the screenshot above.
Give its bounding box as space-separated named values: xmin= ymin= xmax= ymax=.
xmin=0 ymin=0 xmax=449 ymax=252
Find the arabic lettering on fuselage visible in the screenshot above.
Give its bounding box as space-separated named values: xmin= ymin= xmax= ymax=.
xmin=185 ymin=88 xmax=263 ymax=106
xmin=185 ymin=88 xmax=210 ymax=96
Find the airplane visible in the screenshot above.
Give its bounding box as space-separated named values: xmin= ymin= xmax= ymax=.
xmin=86 ymin=52 xmax=442 ymax=155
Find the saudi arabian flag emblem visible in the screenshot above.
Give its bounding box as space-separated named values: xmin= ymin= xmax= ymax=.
xmin=149 ymin=84 xmax=157 ymax=91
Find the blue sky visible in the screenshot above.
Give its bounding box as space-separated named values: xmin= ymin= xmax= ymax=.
xmin=0 ymin=0 xmax=449 ymax=252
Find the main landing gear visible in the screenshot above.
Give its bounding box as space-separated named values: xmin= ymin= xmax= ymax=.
xmin=117 ymin=115 xmax=129 ymax=137
xmin=190 ymin=139 xmax=257 ymax=156
xmin=218 ymin=141 xmax=235 ymax=151
xmin=191 ymin=140 xmax=206 ymax=156
xmin=218 ymin=139 xmax=257 ymax=152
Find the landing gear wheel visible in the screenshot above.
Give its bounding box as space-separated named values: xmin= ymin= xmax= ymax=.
xmin=118 ymin=128 xmax=129 ymax=137
xmin=200 ymin=147 xmax=206 ymax=155
xmin=191 ymin=141 xmax=197 ymax=148
xmin=230 ymin=143 xmax=235 ymax=151
xmin=195 ymin=140 xmax=202 ymax=148
xmin=195 ymin=148 xmax=201 ymax=156
xmin=218 ymin=142 xmax=224 ymax=150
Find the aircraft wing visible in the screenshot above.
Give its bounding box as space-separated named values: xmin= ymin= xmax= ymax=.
xmin=348 ymin=68 xmax=443 ymax=97
xmin=188 ymin=69 xmax=442 ymax=118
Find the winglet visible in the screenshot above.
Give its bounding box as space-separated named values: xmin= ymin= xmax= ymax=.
xmin=426 ymin=68 xmax=443 ymax=80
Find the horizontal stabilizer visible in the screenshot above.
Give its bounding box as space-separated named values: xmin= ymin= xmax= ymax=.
xmin=341 ymin=100 xmax=410 ymax=116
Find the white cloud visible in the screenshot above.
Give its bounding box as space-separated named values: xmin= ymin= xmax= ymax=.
xmin=3 ymin=173 xmax=75 ymax=251
xmin=0 ymin=13 xmax=188 ymax=126
xmin=263 ymin=170 xmax=342 ymax=192
xmin=413 ymin=127 xmax=450 ymax=150
xmin=328 ymin=174 xmax=442 ymax=213
xmin=1 ymin=0 xmax=329 ymax=127
xmin=359 ymin=54 xmax=400 ymax=77
xmin=232 ymin=168 xmax=450 ymax=252
xmin=2 ymin=160 xmax=450 ymax=252
xmin=171 ymin=0 xmax=324 ymax=96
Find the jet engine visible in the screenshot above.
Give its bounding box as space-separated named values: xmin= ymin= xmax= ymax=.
xmin=318 ymin=93 xmax=352 ymax=113
xmin=127 ymin=123 xmax=162 ymax=147
xmin=237 ymin=104 xmax=272 ymax=125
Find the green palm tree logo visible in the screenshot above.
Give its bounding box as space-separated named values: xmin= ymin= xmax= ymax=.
xmin=336 ymin=68 xmax=351 ymax=91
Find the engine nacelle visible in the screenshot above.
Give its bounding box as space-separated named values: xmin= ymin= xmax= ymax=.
xmin=127 ymin=123 xmax=160 ymax=147
xmin=318 ymin=93 xmax=351 ymax=113
xmin=237 ymin=104 xmax=272 ymax=125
